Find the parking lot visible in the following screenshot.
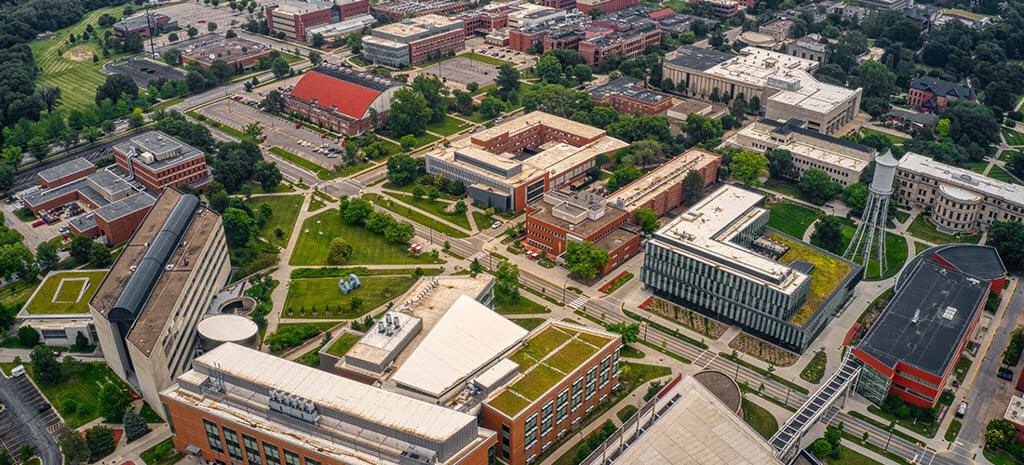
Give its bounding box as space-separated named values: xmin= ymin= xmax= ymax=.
xmin=104 ymin=56 xmax=186 ymax=87
xmin=0 ymin=372 xmax=62 ymax=465
xmin=419 ymin=56 xmax=499 ymax=87
xmin=149 ymin=1 xmax=264 ymax=48
xmin=196 ymin=98 xmax=346 ymax=170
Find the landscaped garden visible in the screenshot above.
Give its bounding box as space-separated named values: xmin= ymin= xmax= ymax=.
xmin=989 ymin=165 xmax=1021 ymax=184
xmin=244 ymin=195 xmax=303 ymax=248
xmin=23 ymin=270 xmax=107 ymax=314
xmin=283 ymin=276 xmax=418 ymax=318
xmin=768 ymin=232 xmax=855 ymax=326
xmin=741 ymin=398 xmax=779 ymax=439
xmin=364 ymin=194 xmax=469 ymax=238
xmin=799 ymin=349 xmax=827 ymax=384
xmin=426 ymin=116 xmax=472 ymax=136
xmin=766 ymin=202 xmax=823 ymax=238
xmin=1 ymin=362 xmax=128 ymax=428
xmin=290 ymin=210 xmax=445 ymax=266
xmin=907 ymin=214 xmax=981 ymax=245
xmin=382 ymin=192 xmax=472 ymax=230
xmin=325 ymin=333 xmax=360 ymax=357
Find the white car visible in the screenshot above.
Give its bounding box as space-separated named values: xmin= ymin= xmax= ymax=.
xmin=491 ymin=221 xmax=502 ymax=230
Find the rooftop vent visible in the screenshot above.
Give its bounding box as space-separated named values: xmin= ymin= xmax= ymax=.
xmin=942 ymin=306 xmax=957 ymax=320
xmin=911 ymin=309 xmax=920 ymax=324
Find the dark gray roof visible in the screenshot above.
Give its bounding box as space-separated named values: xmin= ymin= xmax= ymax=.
xmin=114 ymin=12 xmax=169 ymax=32
xmin=69 ymin=213 xmax=98 ymax=233
xmin=900 ymin=244 xmax=1006 ymax=285
xmin=665 ymin=46 xmax=735 ymax=71
xmin=95 ymin=192 xmax=157 ymax=223
xmin=760 ymin=119 xmax=875 ymax=155
xmin=23 ymin=168 xmax=135 ymax=209
xmin=38 ymin=158 xmax=94 ymax=183
xmin=858 ymin=260 xmax=988 ymax=377
xmin=910 ymin=76 xmax=977 ymax=100
xmin=589 ymin=77 xmax=671 ymax=105
xmin=886 ymin=108 xmax=939 ymax=127
xmin=113 ymin=130 xmax=206 ymax=172
xmin=108 ymin=194 xmax=199 ymax=322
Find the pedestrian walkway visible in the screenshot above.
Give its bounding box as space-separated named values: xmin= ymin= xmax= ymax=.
xmin=567 ymin=295 xmax=588 ymax=310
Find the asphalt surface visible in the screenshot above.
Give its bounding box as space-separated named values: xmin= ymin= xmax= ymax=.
xmin=0 ymin=373 xmax=61 ymax=465
xmin=14 ymin=132 xmax=139 ymax=189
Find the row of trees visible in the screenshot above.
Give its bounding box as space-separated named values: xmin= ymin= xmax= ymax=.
xmin=338 ymin=196 xmax=415 ymax=245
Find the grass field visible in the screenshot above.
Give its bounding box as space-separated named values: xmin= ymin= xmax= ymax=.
xmin=462 ymin=52 xmax=514 ymax=67
xmin=290 ymin=210 xmax=444 ymax=266
xmin=245 ymin=195 xmax=303 ymax=248
xmin=365 ymin=194 xmax=469 ymax=238
xmin=283 ymin=276 xmax=418 ymax=318
xmin=29 ymin=6 xmax=130 ymax=111
xmin=999 ymin=150 xmax=1019 ymax=163
xmin=308 ymin=196 xmax=325 ymax=212
xmin=989 ymin=165 xmax=1022 ymax=185
xmin=741 ymin=398 xmax=779 ymax=439
xmin=1003 ymin=128 xmax=1024 ymax=146
xmin=907 ymin=214 xmax=981 ymax=244
xmin=914 ymin=241 xmax=931 ymax=255
xmin=326 ymin=333 xmax=360 ymax=357
xmin=766 ymin=202 xmax=823 ymax=238
xmin=426 ymin=116 xmax=472 ymax=136
xmin=0 ymin=279 xmax=41 ymax=308
xmin=268 ymin=147 xmax=340 ymax=180
xmin=23 ymin=270 xmax=107 ymax=314
xmin=494 ymin=296 xmax=550 ymax=315
xmin=826 ymin=217 xmax=907 ymax=280
xmin=0 ymin=362 xmax=128 ymax=428
xmin=512 ymin=318 xmax=546 ymax=330
xmin=861 ymin=127 xmax=908 ymax=145
xmin=965 ymin=160 xmax=988 ymax=173
xmin=762 ymin=179 xmax=812 ymax=203
xmin=472 ymin=211 xmax=495 ymax=230
xmin=141 ymin=438 xmax=185 ymax=465
xmin=823 ymin=448 xmax=884 ymax=465
xmin=383 ymin=192 xmax=472 ymax=229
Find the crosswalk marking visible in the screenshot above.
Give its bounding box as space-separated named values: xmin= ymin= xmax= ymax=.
xmin=567 ymin=295 xmax=588 ymax=310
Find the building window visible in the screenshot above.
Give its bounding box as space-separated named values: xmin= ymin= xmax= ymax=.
xmin=303 ymin=458 xmax=321 ymax=465
xmin=524 ymin=412 xmax=538 ymax=450
xmin=572 ymin=377 xmax=583 ymax=411
xmin=222 ymin=427 xmax=243 ymax=461
xmin=540 ymin=400 xmax=554 ymax=436
xmin=488 ymin=444 xmax=496 ymax=465
xmin=501 ymin=424 xmax=511 ymax=459
xmin=586 ymin=367 xmax=597 ymax=399
xmin=283 ymin=450 xmax=300 ymax=465
xmin=203 ymin=419 xmax=223 ymax=453
xmin=243 ymin=435 xmax=261 ymax=465
xmin=262 ymin=443 xmax=280 ymax=465
xmin=599 ymin=355 xmax=611 ymax=388
xmin=556 ymin=388 xmax=569 ymax=423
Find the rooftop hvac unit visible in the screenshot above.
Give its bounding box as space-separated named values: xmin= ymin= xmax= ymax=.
xmin=911 ymin=309 xmax=920 ymax=324
xmin=378 ymin=322 xmax=386 ymax=333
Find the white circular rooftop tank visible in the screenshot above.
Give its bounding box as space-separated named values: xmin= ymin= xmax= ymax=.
xmin=197 ymin=314 xmax=259 ymax=352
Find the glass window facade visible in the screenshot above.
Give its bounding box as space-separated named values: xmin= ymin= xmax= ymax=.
xmin=283 ymin=450 xmax=300 ymax=465
xmin=222 ymin=426 xmax=243 ymax=461
xmin=524 ymin=413 xmax=538 ymax=449
xmin=262 ymin=442 xmax=281 ymax=465
xmin=556 ymin=388 xmax=569 ymax=423
xmin=243 ymin=435 xmax=261 ymax=465
xmin=585 ymin=367 xmax=597 ymax=399
xmin=540 ymin=401 xmax=554 ymax=436
xmin=203 ymin=420 xmax=223 ymax=453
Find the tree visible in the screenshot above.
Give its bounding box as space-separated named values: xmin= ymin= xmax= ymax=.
xmin=1010 ymin=152 xmax=1024 ymax=181
xmin=168 ymin=32 xmax=179 ymax=42
xmin=573 ymin=64 xmax=592 ymax=83
xmin=311 ymin=33 xmax=325 ymax=48
xmin=564 ymin=240 xmax=610 ymax=279
xmin=811 ymin=216 xmax=845 ymax=254
xmin=606 ymin=163 xmax=642 ymax=192
xmin=74 ymin=332 xmax=90 ymax=350
xmin=479 ymin=96 xmax=505 ymax=120
xmin=261 ymin=90 xmax=285 ymax=114
xmin=766 ymin=149 xmax=798 ymax=180
xmin=681 ymin=169 xmax=705 ymax=205
xmin=470 ymin=258 xmax=483 ymax=276
xmin=496 ymin=64 xmax=520 ymax=99
xmin=86 ymin=426 xmax=116 ymax=461
xmin=70 ymin=235 xmax=93 ymax=263
xmin=271 ymin=57 xmax=290 ymax=78
xmin=604 ymin=322 xmax=639 ymax=343
xmin=799 ymin=169 xmax=842 ymax=205
xmin=128 ymin=107 xmax=144 ymax=128
xmin=123 ymin=408 xmax=150 ymax=442
xmin=729 ymin=151 xmax=768 ymax=185
xmin=587 ymin=6 xmax=605 ymax=17
xmin=89 ymin=242 xmax=112 ymax=267
xmin=341 ymin=198 xmax=373 ymax=224
xmin=537 ymin=54 xmax=562 ymax=83
xmin=187 ymin=26 xmax=199 ymax=38
xmin=257 ymin=202 xmax=273 ymax=228
xmin=400 ymin=134 xmax=416 ymax=151
xmin=853 ymin=61 xmax=896 ymax=110
xmin=987 ymin=221 xmax=1024 ymax=272
xmin=843 ymin=183 xmax=869 ymax=217
xmin=936 ymin=118 xmax=950 ymax=138
xmin=253 ymin=161 xmax=282 ymax=192
xmin=31 ymin=345 xmax=61 ymax=385
xmin=222 ymin=208 xmax=256 ymax=247
xmin=35 ymin=86 xmax=62 ymax=113
xmin=17 ymin=325 xmax=39 ymax=347
xmin=328 ymin=237 xmax=352 ymax=265
xmin=207 ymin=21 xmax=218 ymax=32
xmin=635 ymin=208 xmax=659 ymax=234
xmin=95 ymin=74 xmax=138 ymax=105
xmin=386 ymin=154 xmax=422 ymax=186
xmin=810 ymin=438 xmax=832 ymax=458
xmin=986 ymin=419 xmax=1017 ymax=450
xmin=243 ymin=121 xmax=263 ymax=140
xmin=35 ymin=242 xmax=58 ymax=274
xmin=684 ymin=113 xmax=723 ymax=146
xmin=389 ymin=88 xmax=431 ymax=137
xmin=19 ymin=445 xmax=36 ymax=464
xmin=99 ymin=382 xmax=132 ymax=423
xmin=494 ymin=260 xmax=520 ymax=302
xmin=308 ymin=50 xmax=322 ymax=66
xmin=57 ymin=426 xmax=89 ymax=464
xmin=943 ymin=102 xmax=1000 ymax=156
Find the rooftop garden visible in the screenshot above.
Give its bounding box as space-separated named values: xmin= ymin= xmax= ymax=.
xmin=325 ymin=333 xmax=361 ymax=358
xmin=511 ymin=364 xmax=564 ymax=400
xmin=767 ymin=232 xmax=855 ymax=327
xmin=489 ymin=390 xmax=532 ymax=417
xmin=544 ymin=340 xmax=598 ymax=373
xmin=512 ymin=326 xmax=572 ymax=363
xmin=24 ymin=270 xmax=107 ymax=314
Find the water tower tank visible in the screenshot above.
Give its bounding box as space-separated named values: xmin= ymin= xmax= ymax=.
xmin=870 ymin=150 xmax=898 ymax=195
xmin=197 ymin=314 xmax=259 ymax=352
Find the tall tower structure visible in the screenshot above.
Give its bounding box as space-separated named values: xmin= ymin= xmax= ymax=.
xmin=844 ymin=150 xmax=898 ymax=278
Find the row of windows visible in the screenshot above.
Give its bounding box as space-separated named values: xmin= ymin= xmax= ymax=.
xmin=203 ymin=419 xmax=323 ymax=465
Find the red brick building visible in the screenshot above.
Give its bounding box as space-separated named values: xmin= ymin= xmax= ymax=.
xmin=161 ymin=344 xmax=497 ymax=465
xmin=540 ymin=0 xmax=576 ymax=9
xmin=267 ymin=0 xmax=369 ymax=43
xmin=578 ymin=20 xmax=659 ymax=64
xmin=182 ymin=38 xmax=272 ymax=70
xmin=285 ymin=65 xmax=403 ymax=136
xmin=36 ymin=157 xmax=95 ymax=188
xmin=606 ymin=148 xmax=721 ymax=218
xmin=576 ymin=0 xmax=639 ymax=14
xmin=588 ymin=76 xmax=673 ymax=115
xmin=907 ymin=76 xmax=978 ymax=113
xmin=362 ymin=15 xmax=465 ymax=67
xmin=113 ymin=12 xmax=174 ymax=37
xmin=480 ymin=322 xmax=622 ymax=465
xmin=113 ymin=131 xmax=210 ymax=192
xmin=524 ymin=190 xmax=642 ymax=274
xmin=69 ymin=192 xmax=156 ymax=244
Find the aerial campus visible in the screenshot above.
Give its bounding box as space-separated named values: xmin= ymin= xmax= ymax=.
xmin=3 ymin=0 xmax=1024 ymax=464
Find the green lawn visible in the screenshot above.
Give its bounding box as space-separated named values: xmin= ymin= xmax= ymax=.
xmin=472 ymin=211 xmax=495 ymax=230
xmin=23 ymin=270 xmax=107 ymax=314
xmin=914 ymin=241 xmax=931 ymax=255
xmin=945 ymin=419 xmax=962 ymax=442
xmin=953 ymin=356 xmax=972 ymax=383
xmin=141 ymin=438 xmax=185 ymax=465
xmin=463 ymin=111 xmax=494 ymax=124
xmin=617 ymin=405 xmax=638 ymax=422
xmin=149 ymin=97 xmax=185 ymax=113
xmin=426 ymin=116 xmax=471 ymax=136
xmin=860 ymin=127 xmax=908 ymax=145
xmin=742 ymin=398 xmax=779 ymax=440
xmin=29 ymin=6 xmax=131 ymax=111
xmin=1003 ymin=128 xmax=1024 ymax=146
xmin=0 ymin=362 xmax=128 ymax=428
xmin=268 ymin=147 xmax=341 ymax=180
xmin=823 ymin=448 xmax=885 ymax=465
xmin=245 ymin=195 xmax=303 ymax=248
xmin=290 ymin=210 xmax=445 ymax=266
xmin=308 ymin=196 xmax=326 ymax=212
xmin=242 ymin=181 xmax=295 ymax=194
xmin=965 ymin=160 xmax=989 ymax=173
xmin=283 ymin=276 xmax=418 ymax=318
xmin=494 ymin=296 xmax=550 ymax=315
xmin=512 ymin=318 xmax=546 ymax=330
xmin=140 ymin=403 xmax=165 ymax=423
xmin=383 ymin=192 xmax=472 ymax=229
xmin=409 ymin=133 xmax=439 ymax=149
xmin=799 ymin=350 xmax=827 ymax=383
xmin=907 ymin=214 xmax=982 ymax=245
xmin=364 ymin=194 xmax=469 ymax=238
xmin=470 ymin=83 xmax=497 ymax=96
xmin=326 ymin=333 xmax=360 ymax=357
xmin=462 ymin=52 xmax=514 ymax=67
xmin=766 ymin=202 xmax=823 ymax=238
xmin=989 ymin=165 xmax=1022 ymax=185
xmin=826 ymin=217 xmax=907 ymax=280
xmin=762 ymin=179 xmax=809 ymax=202
xmin=999 ymin=150 xmax=1020 ymax=163
xmin=0 ymin=278 xmax=41 ymax=308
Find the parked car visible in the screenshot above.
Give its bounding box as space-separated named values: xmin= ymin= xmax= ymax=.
xmin=32 ymin=219 xmax=45 ymax=227
xmin=295 ymin=123 xmax=302 ymax=129
xmin=998 ymin=367 xmax=1014 ymax=381
xmin=491 ymin=221 xmax=502 ymax=230
xmin=955 ymin=401 xmax=968 ymax=418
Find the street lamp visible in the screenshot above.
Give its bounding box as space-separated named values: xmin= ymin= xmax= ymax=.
xmin=884 ymin=421 xmax=895 ymax=451
xmin=563 ymin=277 xmax=570 ymax=304
xmin=733 ymin=353 xmax=741 ymax=382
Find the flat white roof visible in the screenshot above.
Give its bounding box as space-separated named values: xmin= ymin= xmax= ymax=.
xmin=1006 ymin=395 xmax=1024 ymax=426
xmin=610 ymin=376 xmax=783 ymax=465
xmin=727 ymin=122 xmax=871 ymax=172
xmin=899 ymin=152 xmax=1024 ymax=206
xmin=192 ymin=343 xmax=477 ymax=442
xmin=607 ymin=149 xmax=719 ymax=211
xmin=391 ymin=295 xmax=528 ymax=398
xmin=654 ymin=185 xmax=806 ymax=293
xmin=474 ymin=358 xmax=520 ymax=391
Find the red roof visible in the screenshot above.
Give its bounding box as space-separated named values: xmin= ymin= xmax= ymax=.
xmin=650 ymin=7 xmax=675 ymax=19
xmin=289 ymin=71 xmax=383 ymax=119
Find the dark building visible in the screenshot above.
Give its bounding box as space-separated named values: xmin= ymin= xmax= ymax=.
xmin=907 ymin=76 xmax=977 ymax=113
xmin=113 ymin=12 xmax=176 ymax=37
xmin=588 ymin=77 xmax=673 ymax=115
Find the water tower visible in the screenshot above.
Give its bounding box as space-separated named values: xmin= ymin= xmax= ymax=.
xmin=844 ymin=150 xmax=898 ymax=278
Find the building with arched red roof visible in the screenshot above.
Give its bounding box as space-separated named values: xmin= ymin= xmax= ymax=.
xmin=284 ymin=65 xmax=405 ymax=136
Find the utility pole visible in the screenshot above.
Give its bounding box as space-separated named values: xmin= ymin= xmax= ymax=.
xmin=145 ymin=2 xmax=157 ymax=59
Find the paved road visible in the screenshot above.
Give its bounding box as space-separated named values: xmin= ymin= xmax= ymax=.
xmin=0 ymin=374 xmax=61 ymax=465
xmin=14 ymin=132 xmax=140 ymax=189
